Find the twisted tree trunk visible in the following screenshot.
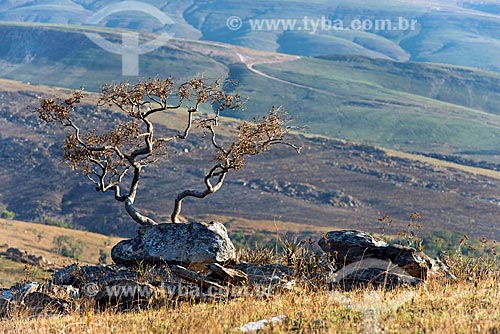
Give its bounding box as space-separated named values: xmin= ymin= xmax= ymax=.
xmin=171 ymin=166 xmax=227 ymax=223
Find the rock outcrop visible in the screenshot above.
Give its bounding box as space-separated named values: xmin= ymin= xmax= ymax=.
xmin=318 ymin=230 xmax=455 ymax=289
xmin=1 ymin=247 xmax=51 ymax=268
xmin=0 ymin=260 xmax=299 ymax=317
xmin=0 ymin=228 xmax=458 ymax=317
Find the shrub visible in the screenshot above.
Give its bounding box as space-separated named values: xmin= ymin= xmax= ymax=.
xmin=42 ymin=216 xmax=73 ymax=229
xmin=1 ymin=209 xmax=15 ymax=220
xmin=53 ymin=235 xmax=83 ymax=259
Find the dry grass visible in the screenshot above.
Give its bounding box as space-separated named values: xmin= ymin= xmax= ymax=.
xmin=2 ymin=275 xmax=499 ymax=334
xmin=0 ymin=219 xmax=498 ymax=333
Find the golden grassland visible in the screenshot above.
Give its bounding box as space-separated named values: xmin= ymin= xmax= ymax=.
xmin=0 ymin=218 xmax=498 ymax=333
xmin=0 ymin=218 xmax=123 ymax=265
xmin=0 ymin=218 xmax=123 ymax=287
xmin=1 ymin=275 xmax=499 ymax=334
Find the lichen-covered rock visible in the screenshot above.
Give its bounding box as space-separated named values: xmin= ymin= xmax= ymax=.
xmin=318 ymin=230 xmax=454 ymax=281
xmin=0 ymin=283 xmax=73 ymax=318
xmin=111 ymin=221 xmax=236 ymax=269
xmin=319 ymin=230 xmax=427 ymax=279
xmin=21 ymin=292 xmax=72 ymax=316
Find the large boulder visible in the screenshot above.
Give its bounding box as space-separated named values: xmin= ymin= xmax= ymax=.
xmin=318 ymin=230 xmax=454 ymax=282
xmin=111 ymin=221 xmax=236 ymax=269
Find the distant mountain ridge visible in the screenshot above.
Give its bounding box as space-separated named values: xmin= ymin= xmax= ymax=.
xmin=0 ymin=0 xmax=500 ymax=71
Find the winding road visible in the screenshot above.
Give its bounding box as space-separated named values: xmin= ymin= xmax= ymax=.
xmin=235 ymin=52 xmax=338 ymax=97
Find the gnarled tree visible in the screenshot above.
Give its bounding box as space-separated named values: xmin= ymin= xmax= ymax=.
xmin=36 ymin=77 xmax=299 ymax=225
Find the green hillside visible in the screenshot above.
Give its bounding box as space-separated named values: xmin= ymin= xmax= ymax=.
xmin=0 ymin=23 xmax=227 ymax=91
xmin=237 ymin=56 xmax=500 ymax=153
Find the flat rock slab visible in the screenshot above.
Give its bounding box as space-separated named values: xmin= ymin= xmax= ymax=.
xmin=207 ymin=263 xmax=248 ymax=286
xmin=331 ymin=258 xmax=424 ymax=290
xmin=334 ymin=268 xmax=423 ymax=291
xmin=111 ymin=221 xmax=236 ymax=269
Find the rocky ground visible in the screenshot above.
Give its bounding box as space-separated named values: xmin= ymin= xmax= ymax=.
xmin=1 ymin=84 xmax=500 ymax=240
xmin=0 ymin=225 xmax=455 ymax=320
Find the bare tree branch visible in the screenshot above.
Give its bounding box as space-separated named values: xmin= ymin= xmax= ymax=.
xmin=170 ymin=106 xmax=298 ymax=223
xmin=171 ymin=165 xmax=228 ymax=223
xmin=35 ymin=78 xmax=297 ymax=227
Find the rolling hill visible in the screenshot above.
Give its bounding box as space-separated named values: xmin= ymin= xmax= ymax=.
xmin=0 ymin=218 xmax=123 ymax=286
xmin=242 ymin=56 xmax=500 ymax=154
xmin=1 ymin=0 xmax=500 ymax=71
